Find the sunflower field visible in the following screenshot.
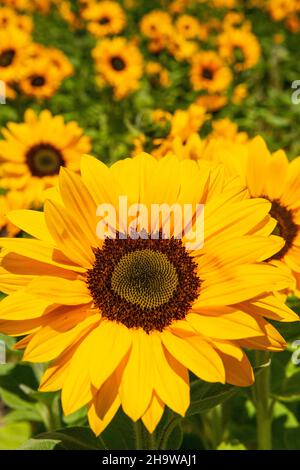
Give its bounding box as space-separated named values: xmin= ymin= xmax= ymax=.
xmin=1 ymin=0 xmax=300 ymax=455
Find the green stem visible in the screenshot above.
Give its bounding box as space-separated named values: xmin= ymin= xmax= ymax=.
xmin=253 ymin=350 xmax=272 ymax=450
xmin=134 ymin=420 xmax=156 ymax=450
xmin=158 ymin=416 xmax=180 ymax=450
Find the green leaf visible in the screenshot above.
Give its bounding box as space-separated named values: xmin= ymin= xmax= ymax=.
xmin=187 ymin=380 xmax=240 ymax=416
xmin=100 ymin=409 xmax=136 ymax=450
xmin=19 ymin=439 xmax=60 ymax=450
xmin=0 ymin=422 xmax=31 ymax=450
xmin=4 ymin=407 xmax=44 ymax=424
xmin=21 ymin=427 xmax=105 ymax=450
xmin=273 ymin=371 xmax=300 ymax=402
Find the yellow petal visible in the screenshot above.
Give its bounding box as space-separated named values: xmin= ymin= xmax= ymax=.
xmin=26 ymin=276 xmax=92 ymax=305
xmin=142 ymin=392 xmax=165 ymax=434
xmin=238 ymin=319 xmax=286 ymax=351
xmin=236 ymin=295 xmax=299 ymax=322
xmin=0 ymin=290 xmax=53 ymax=320
xmin=119 ymin=329 xmax=153 ymax=422
xmin=187 ymin=311 xmax=266 ymax=340
xmin=161 ymin=330 xmax=225 ymax=384
xmin=58 ymin=168 xmax=99 ymax=247
xmin=61 ymin=331 xmax=95 ymax=415
xmin=39 ymin=345 xmax=76 ymax=392
xmin=212 ymin=340 xmax=254 ymax=386
xmin=88 ymin=380 xmax=121 ymax=436
xmin=0 ymin=238 xmax=85 ymax=273
xmin=89 ymin=320 xmax=132 ymax=389
xmin=44 ymin=200 xmax=94 ymax=269
xmin=246 ymin=136 xmax=270 ymax=197
xmin=6 ymin=210 xmax=54 ymax=244
xmin=204 ymin=198 xmax=271 ymax=243
xmin=265 ymin=150 xmax=289 ymax=200
xmin=23 ymin=313 xmax=99 ymax=363
xmin=151 ymin=333 xmax=190 ymax=416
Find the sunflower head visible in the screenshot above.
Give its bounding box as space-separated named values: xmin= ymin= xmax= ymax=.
xmin=82 ymin=0 xmax=126 ymax=38
xmin=0 ymin=26 xmax=31 ymax=82
xmin=218 ymin=29 xmax=261 ymax=71
xmin=92 ymin=37 xmax=143 ymax=99
xmin=190 ymin=51 xmax=232 ymax=93
xmin=0 ymin=109 xmax=91 ymax=204
xmin=0 ymin=152 xmax=297 ymax=437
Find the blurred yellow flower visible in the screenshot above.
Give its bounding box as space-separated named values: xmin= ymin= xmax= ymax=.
xmin=218 ymin=28 xmax=261 ymax=71
xmin=92 ymin=37 xmax=143 ymax=99
xmin=190 ymin=50 xmax=232 ymax=93
xmin=81 ymin=0 xmax=126 ymax=38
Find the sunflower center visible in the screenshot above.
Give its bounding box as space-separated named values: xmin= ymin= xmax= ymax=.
xmin=202 ymin=67 xmax=213 ymax=80
xmin=30 ymin=75 xmax=46 ymax=87
xmin=26 ymin=143 xmax=65 ymax=177
xmin=87 ymin=234 xmax=201 ymax=333
xmin=111 ymin=56 xmax=126 ymax=71
xmin=268 ymin=199 xmax=298 ymax=260
xmin=0 ymin=49 xmax=15 ymax=67
xmin=99 ymin=16 xmax=110 ymax=25
xmin=111 ymin=249 xmax=179 ymax=310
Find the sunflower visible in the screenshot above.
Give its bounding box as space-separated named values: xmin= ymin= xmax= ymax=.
xmin=218 ymin=28 xmax=261 ymax=71
xmin=18 ymin=59 xmax=62 ymax=99
xmin=24 ymin=43 xmax=73 ymax=80
xmin=17 ymin=44 xmax=73 ymax=98
xmin=140 ymin=10 xmax=173 ymax=39
xmin=0 ymin=109 xmax=91 ymax=206
xmin=81 ymin=0 xmax=126 ymax=38
xmin=92 ymin=37 xmax=143 ymax=99
xmin=222 ymin=12 xmax=250 ymax=31
xmin=213 ymin=136 xmax=300 ymax=293
xmin=190 ymin=51 xmax=232 ymax=93
xmin=0 ymin=153 xmax=296 ymax=435
xmin=47 ymin=47 xmax=74 ymax=79
xmin=175 ymin=14 xmax=201 ymax=39
xmin=167 ymin=35 xmax=198 ymax=62
xmin=0 ymin=26 xmax=31 ymax=84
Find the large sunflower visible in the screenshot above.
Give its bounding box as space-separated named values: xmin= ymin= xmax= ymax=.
xmin=0 ymin=153 xmax=297 ymax=435
xmin=81 ymin=0 xmax=126 ymax=38
xmin=92 ymin=37 xmax=143 ymax=99
xmin=190 ymin=51 xmax=232 ymax=93
xmin=0 ymin=109 xmax=91 ymax=206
